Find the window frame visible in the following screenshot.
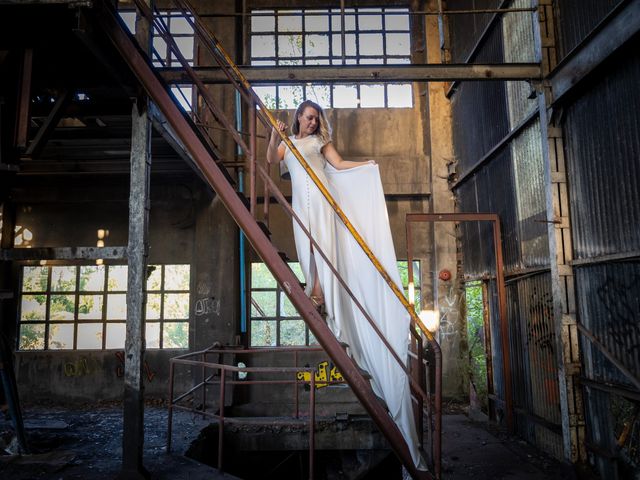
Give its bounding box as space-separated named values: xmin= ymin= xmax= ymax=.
xmin=250 ymin=7 xmax=413 ymax=109
xmin=16 ymin=263 xmax=191 ymax=351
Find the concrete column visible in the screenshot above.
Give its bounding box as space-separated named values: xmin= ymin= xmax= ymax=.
xmin=425 ymin=1 xmax=464 ymax=399
xmin=120 ymin=3 xmax=152 ymax=478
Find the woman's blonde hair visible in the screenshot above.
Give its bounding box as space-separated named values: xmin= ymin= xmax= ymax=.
xmin=292 ymin=100 xmax=332 ymax=145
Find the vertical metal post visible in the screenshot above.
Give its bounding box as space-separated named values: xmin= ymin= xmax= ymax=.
xmin=340 ymin=0 xmax=346 ymax=64
xmin=493 ymin=219 xmax=513 ymax=432
xmin=218 ymin=366 xmax=226 ymax=471
xmin=14 ymin=49 xmax=33 ymax=150
xmin=201 ymin=352 xmax=207 ymax=417
xmin=249 ymin=101 xmax=257 ymax=216
xmin=167 ymin=361 xmax=175 ymax=453
xmin=309 ymin=372 xmax=315 ymax=480
xmin=263 ymin=161 xmax=270 ymax=226
xmin=120 ymin=4 xmax=152 ymax=478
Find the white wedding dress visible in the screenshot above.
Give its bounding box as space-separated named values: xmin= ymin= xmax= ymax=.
xmin=283 ymin=134 xmax=426 ymax=470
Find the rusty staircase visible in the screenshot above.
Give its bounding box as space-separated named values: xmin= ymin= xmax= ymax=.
xmin=93 ymin=1 xmax=441 ymax=478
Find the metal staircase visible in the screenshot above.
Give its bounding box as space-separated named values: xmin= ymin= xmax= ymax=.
xmin=93 ymin=1 xmax=441 ymax=478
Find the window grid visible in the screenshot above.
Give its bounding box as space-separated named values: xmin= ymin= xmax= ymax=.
xmin=17 ymin=264 xmax=190 ymax=351
xmin=250 ymin=260 xmax=419 ymax=347
xmin=250 ymin=7 xmax=413 ymax=109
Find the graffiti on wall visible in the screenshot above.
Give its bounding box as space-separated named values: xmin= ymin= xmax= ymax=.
xmin=64 ymin=357 xmax=98 ymax=377
xmin=296 ymin=360 xmax=344 ymax=389
xmin=115 ymin=351 xmax=157 ymax=382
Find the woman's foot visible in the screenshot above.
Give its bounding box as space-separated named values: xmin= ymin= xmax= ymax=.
xmin=310 ymin=295 xmax=326 ymax=317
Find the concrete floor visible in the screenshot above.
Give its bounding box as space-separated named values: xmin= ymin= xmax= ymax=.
xmin=442 ymin=414 xmax=575 ymax=480
xmin=0 ymin=405 xmax=577 ymax=479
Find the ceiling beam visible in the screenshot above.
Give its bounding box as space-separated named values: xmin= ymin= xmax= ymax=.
xmin=0 ymin=246 xmax=127 ymax=261
xmin=158 ymin=63 xmax=542 ymax=84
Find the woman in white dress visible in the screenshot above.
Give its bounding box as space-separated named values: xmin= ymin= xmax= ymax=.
xmin=266 ymin=100 xmax=426 ymax=471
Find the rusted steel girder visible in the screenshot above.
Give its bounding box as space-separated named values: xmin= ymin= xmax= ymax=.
xmin=95 ymin=3 xmax=431 ymax=478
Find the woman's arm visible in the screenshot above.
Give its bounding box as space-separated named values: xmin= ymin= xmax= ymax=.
xmin=267 ymin=120 xmax=286 ymax=164
xmin=322 ymin=142 xmax=376 ymax=170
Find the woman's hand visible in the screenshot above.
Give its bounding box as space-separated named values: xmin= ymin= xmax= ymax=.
xmin=367 ymin=159 xmax=377 ymax=165
xmin=271 ymin=120 xmax=287 ymax=144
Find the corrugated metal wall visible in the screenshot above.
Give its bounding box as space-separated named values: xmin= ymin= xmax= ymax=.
xmin=559 ymin=3 xmax=640 ymax=470
xmin=450 ymin=0 xmax=564 ymax=458
xmin=555 ymin=0 xmax=624 ymax=57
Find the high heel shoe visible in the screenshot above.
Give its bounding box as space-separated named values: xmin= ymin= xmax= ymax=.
xmin=310 ymin=295 xmax=326 ymax=317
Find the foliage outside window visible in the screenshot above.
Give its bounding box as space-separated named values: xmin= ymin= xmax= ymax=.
xmin=250 ymin=7 xmax=413 ymax=109
xmin=466 ymin=281 xmax=488 ymax=411
xmin=250 ymin=260 xmax=420 ymax=347
xmin=18 ymin=264 xmax=190 ymax=351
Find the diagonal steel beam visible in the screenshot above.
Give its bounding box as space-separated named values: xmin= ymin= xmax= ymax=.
xmin=548 ymin=0 xmax=640 ymax=104
xmin=94 ymin=3 xmax=432 ymax=478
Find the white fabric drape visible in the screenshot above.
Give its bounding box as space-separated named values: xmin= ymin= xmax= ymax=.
xmin=284 ymin=136 xmax=426 ymax=469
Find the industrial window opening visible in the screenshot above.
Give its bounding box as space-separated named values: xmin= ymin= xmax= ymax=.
xmin=250 ymin=7 xmax=413 ymax=109
xmin=119 ymin=9 xmax=195 ymax=111
xmin=465 ymin=280 xmax=489 ymax=413
xmin=17 ymin=264 xmax=190 ymax=351
xmin=249 ymin=260 xmax=420 ymax=347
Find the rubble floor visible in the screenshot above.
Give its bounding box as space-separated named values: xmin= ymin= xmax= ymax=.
xmin=0 ymin=403 xmax=590 ymax=479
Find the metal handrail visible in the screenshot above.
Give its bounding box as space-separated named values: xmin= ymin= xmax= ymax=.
xmin=124 ymin=1 xmax=440 ymax=476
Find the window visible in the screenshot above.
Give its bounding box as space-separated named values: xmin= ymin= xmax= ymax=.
xmin=249 ymin=260 xmax=420 ymax=347
xmin=119 ymin=10 xmax=194 ymax=111
xmin=18 ymin=264 xmax=190 ymax=351
xmin=250 ymin=8 xmax=413 ymax=109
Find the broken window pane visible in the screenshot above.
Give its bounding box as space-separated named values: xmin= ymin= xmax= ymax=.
xmin=51 ymin=266 xmax=76 ymax=292
xmin=21 ymin=295 xmax=47 ymax=321
xmin=77 ymin=323 xmax=103 ymax=350
xmin=49 ymin=323 xmax=74 ymax=350
xmin=22 ymin=266 xmax=48 ymax=292
xmin=164 ymin=293 xmax=190 ymax=319
xmin=163 ymin=322 xmax=188 ymax=348
xmin=105 ymin=323 xmax=126 ymax=349
xmin=250 ymin=320 xmax=277 ymax=347
xmin=280 ymin=320 xmax=306 ymax=346
xmin=19 ymin=323 xmax=45 ymax=350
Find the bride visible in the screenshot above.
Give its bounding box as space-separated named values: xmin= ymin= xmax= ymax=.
xmin=267 ymin=100 xmax=427 ymax=470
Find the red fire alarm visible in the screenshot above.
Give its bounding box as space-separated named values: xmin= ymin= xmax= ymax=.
xmin=438 ymin=269 xmax=452 ymax=281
